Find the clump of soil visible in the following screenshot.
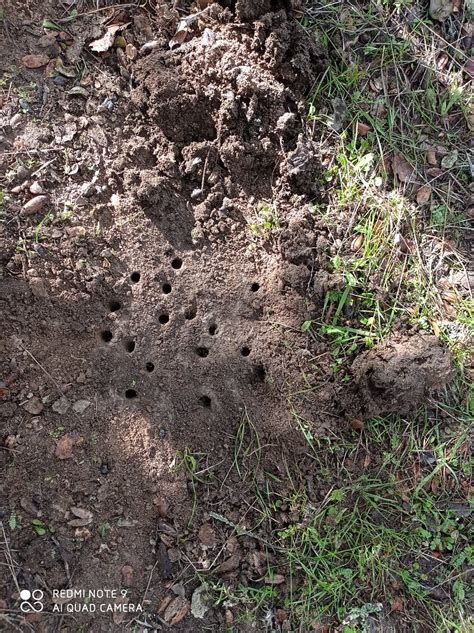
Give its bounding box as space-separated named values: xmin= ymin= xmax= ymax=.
xmin=125 ymin=2 xmax=326 ymax=253
xmin=352 ymin=333 xmax=453 ymax=417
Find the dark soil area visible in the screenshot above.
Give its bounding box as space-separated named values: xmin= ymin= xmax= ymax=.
xmin=0 ymin=1 xmax=459 ymax=631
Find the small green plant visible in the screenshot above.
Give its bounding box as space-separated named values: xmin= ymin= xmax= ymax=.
xmin=98 ymin=521 xmax=111 ymax=539
xmin=31 ymin=519 xmax=47 ymax=536
xmin=249 ymin=202 xmax=281 ymax=238
xmin=35 ymin=211 xmax=53 ymax=243
xmin=177 ymin=448 xmax=215 ymax=524
xmin=8 ymin=511 xmax=17 ymax=531
xmin=50 ymin=426 xmax=65 ymax=440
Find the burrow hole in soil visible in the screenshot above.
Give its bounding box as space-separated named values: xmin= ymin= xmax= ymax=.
xmin=253 ymin=364 xmax=266 ymax=383
xmin=146 ymin=362 xmax=155 ymax=372
xmin=185 ymin=307 xmax=197 ymax=320
xmin=171 ymin=257 xmax=183 ymax=270
xmin=241 ymin=346 xmax=251 ymax=357
xmin=125 ymin=339 xmax=136 ymax=353
xmin=125 ymin=389 xmax=137 ymax=399
xmin=109 ymin=300 xmax=121 ymax=312
xmin=199 ymin=395 xmax=211 ymax=408
xmin=162 ymin=283 xmax=172 ymax=294
xmin=159 ymin=314 xmax=170 ymax=325
xmin=101 ymin=330 xmax=113 ymax=343
xmin=209 ymin=324 xmax=217 ymax=335
xmin=130 ymin=272 xmax=141 ymax=283
xmin=196 ymin=347 xmax=209 ymax=358
xmin=251 ymin=282 xmax=260 ymax=292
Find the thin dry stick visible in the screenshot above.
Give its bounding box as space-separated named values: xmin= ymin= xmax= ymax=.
xmin=19 ymin=344 xmax=65 ymax=398
xmin=1 ymin=522 xmax=21 ymax=596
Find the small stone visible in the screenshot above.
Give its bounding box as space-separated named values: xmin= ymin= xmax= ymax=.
xmin=21 ymin=54 xmax=50 ymax=68
xmin=52 ymin=396 xmax=70 ymax=415
xmin=121 ymin=565 xmax=134 ymax=587
xmin=4 ymin=435 xmax=17 ymax=449
xmin=76 ymin=372 xmax=86 ymax=384
xmin=10 ymin=113 xmax=23 ymax=128
xmin=55 ymin=434 xmax=73 ymax=460
xmin=100 ymin=463 xmax=109 ymax=476
xmin=22 ymin=397 xmax=43 ymax=415
xmin=29 ymin=182 xmax=44 ymax=195
xmin=21 ymin=195 xmax=50 ymax=216
xmin=72 ymin=399 xmax=91 ymax=414
xmin=171 ymin=583 xmax=185 ymax=597
xmin=198 ymin=523 xmax=216 ymax=548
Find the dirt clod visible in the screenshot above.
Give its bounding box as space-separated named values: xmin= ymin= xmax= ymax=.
xmin=352 ymin=334 xmax=453 ymax=417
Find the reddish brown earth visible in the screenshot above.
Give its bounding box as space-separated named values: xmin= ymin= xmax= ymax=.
xmin=0 ymin=1 xmax=453 ymax=631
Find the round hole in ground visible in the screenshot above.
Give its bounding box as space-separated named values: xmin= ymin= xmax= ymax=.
xmin=162 ymin=283 xmax=172 ymax=294
xmin=159 ymin=314 xmax=170 ymax=325
xmin=241 ymin=346 xmax=251 ymax=357
xmin=125 ymin=389 xmax=137 ymax=399
xmin=171 ymin=257 xmax=183 ymax=270
xmin=130 ymin=271 xmax=141 ymax=283
xmin=196 ymin=347 xmax=209 ymax=358
xmin=199 ymin=395 xmax=211 ymax=408
xmin=101 ymin=330 xmax=113 ymax=343
xmin=253 ymin=364 xmax=266 ymax=383
xmin=185 ymin=307 xmax=196 ymax=320
xmin=145 ymin=362 xmax=155 ymax=373
xmin=209 ymin=324 xmax=217 ymax=335
xmin=109 ymin=300 xmax=121 ymax=312
xmin=125 ymin=339 xmax=136 ymax=353
xmin=251 ymin=282 xmax=260 ymax=292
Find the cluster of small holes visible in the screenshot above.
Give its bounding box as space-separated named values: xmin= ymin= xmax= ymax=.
xmin=111 ymin=264 xmax=262 ymax=403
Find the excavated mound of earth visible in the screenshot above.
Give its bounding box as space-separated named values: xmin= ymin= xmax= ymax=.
xmin=0 ymin=1 xmax=453 ymax=630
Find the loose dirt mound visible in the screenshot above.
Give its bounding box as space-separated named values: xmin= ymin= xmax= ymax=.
xmin=0 ymin=1 xmax=454 ymax=630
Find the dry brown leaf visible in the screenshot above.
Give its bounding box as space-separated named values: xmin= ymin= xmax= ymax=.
xmin=55 ymin=434 xmax=73 ymax=460
xmin=426 ymin=149 xmax=437 ymax=165
xmin=163 ymin=596 xmax=190 ymax=625
xmin=350 ymin=233 xmax=364 ymax=252
xmin=357 ymin=121 xmax=370 ymax=136
xmin=169 ymin=26 xmax=188 ymax=49
xmin=442 ymin=290 xmax=458 ymax=304
xmin=90 ymin=24 xmax=126 ymax=53
xmin=264 ymin=574 xmax=285 ymax=585
xmin=22 ymin=54 xmax=50 ymax=68
xmin=70 ymin=507 xmax=93 ymax=522
xmin=392 ymin=154 xmax=414 ymax=183
xmin=430 ymin=320 xmax=441 ymax=337
xmin=390 ymin=596 xmax=404 ymax=612
xmin=416 ymin=184 xmax=432 ymax=205
xmin=125 ymin=43 xmax=138 ymax=60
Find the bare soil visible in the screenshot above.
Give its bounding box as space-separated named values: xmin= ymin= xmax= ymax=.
xmin=0 ymin=1 xmax=454 ymax=631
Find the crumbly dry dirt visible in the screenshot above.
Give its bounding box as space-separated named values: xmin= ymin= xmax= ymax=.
xmin=0 ymin=1 xmax=454 ymax=631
